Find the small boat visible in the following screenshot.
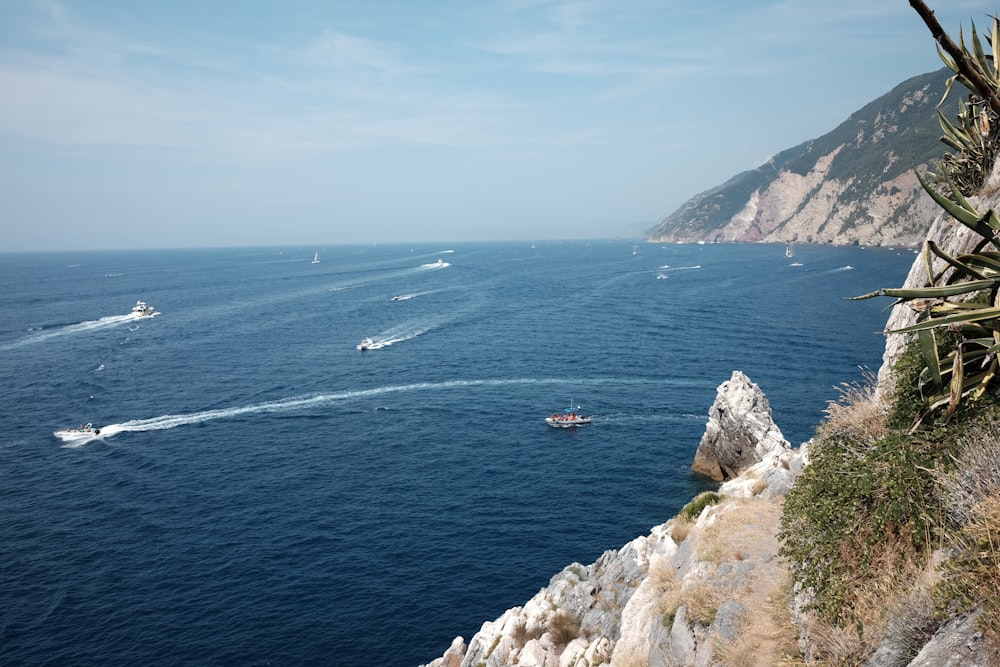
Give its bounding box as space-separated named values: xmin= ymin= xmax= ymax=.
xmin=785 ymin=243 xmax=794 ymax=258
xmin=545 ymin=404 xmax=592 ymax=428
xmin=131 ymin=300 xmax=155 ymax=317
xmin=391 ymin=295 xmax=403 ymax=301
xmin=312 ymin=252 xmax=320 ymax=264
xmin=357 ymin=337 xmax=375 ymax=351
xmin=53 ymin=422 xmax=101 ymax=442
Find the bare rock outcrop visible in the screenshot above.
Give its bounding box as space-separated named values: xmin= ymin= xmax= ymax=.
xmin=691 ymin=371 xmax=791 ymax=482
xmin=420 ymin=379 xmax=805 ymax=667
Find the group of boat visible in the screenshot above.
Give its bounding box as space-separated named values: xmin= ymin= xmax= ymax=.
xmin=58 ymin=301 xmax=157 ymax=441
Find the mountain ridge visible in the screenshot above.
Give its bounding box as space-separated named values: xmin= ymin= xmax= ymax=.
xmin=647 ymin=68 xmax=959 ymax=247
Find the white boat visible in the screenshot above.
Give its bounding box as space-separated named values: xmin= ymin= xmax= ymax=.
xmin=312 ymin=252 xmax=320 ymax=264
xmin=785 ymin=243 xmax=794 ymax=258
xmin=131 ymin=300 xmax=155 ymax=317
xmin=357 ymin=337 xmax=375 ymax=351
xmin=53 ymin=422 xmax=102 ymax=442
xmin=545 ymin=405 xmax=592 ymax=428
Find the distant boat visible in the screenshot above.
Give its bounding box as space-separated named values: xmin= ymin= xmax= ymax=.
xmin=785 ymin=243 xmax=794 ymax=258
xmin=545 ymin=402 xmax=592 ymax=428
xmin=131 ymin=300 xmax=155 ymax=317
xmin=53 ymin=422 xmax=102 ymax=443
xmin=357 ymin=337 xmax=375 ymax=351
xmin=312 ymin=252 xmax=320 ymax=264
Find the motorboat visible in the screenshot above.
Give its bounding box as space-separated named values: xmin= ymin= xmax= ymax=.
xmin=54 ymin=423 xmax=102 ymax=442
xmin=545 ymin=409 xmax=592 ymax=428
xmin=131 ymin=300 xmax=155 ymax=317
xmin=391 ymin=295 xmax=403 ymax=301
xmin=357 ymin=337 xmax=375 ymax=351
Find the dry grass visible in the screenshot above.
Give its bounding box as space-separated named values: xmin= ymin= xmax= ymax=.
xmin=710 ymin=573 xmax=801 ymax=667
xmin=802 ymin=543 xmax=933 ymax=664
xmin=649 ymin=566 xmax=725 ymax=629
xmin=939 ymin=494 xmax=1000 ymax=640
xmin=694 ymin=497 xmax=782 ymax=566
xmin=822 ymin=368 xmax=889 ymax=450
xmin=611 ymin=644 xmax=652 ymax=667
xmin=647 ymin=555 xmax=676 ymax=592
xmin=681 ymin=579 xmax=727 ymax=626
xmin=669 ymin=516 xmax=694 ymax=543
xmin=936 ymin=418 xmax=1000 ymax=640
xmin=939 ymin=419 xmax=1000 ymax=525
xmin=547 ymin=610 xmax=581 ymax=649
xmin=879 ymin=586 xmax=940 ymax=663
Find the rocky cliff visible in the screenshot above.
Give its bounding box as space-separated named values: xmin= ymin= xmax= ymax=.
xmin=420 ymin=373 xmax=805 ymax=667
xmin=646 ymin=69 xmax=955 ymax=247
xmin=418 ymin=71 xmax=1000 ymax=667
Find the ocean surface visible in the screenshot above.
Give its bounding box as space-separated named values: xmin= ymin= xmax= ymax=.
xmin=0 ymin=241 xmax=914 ymax=665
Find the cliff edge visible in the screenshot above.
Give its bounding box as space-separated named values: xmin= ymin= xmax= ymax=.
xmin=420 ymin=372 xmax=806 ymax=667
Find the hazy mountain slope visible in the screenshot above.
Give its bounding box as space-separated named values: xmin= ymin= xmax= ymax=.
xmin=647 ymin=68 xmax=958 ymax=246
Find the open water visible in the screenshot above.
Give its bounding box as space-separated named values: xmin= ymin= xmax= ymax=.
xmin=0 ymin=241 xmax=914 ymax=665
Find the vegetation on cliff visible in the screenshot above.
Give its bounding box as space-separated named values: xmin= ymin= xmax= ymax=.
xmin=779 ymin=5 xmax=1000 ymax=662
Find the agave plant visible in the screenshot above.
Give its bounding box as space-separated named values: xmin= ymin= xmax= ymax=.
xmin=853 ymin=8 xmax=1000 ymax=429
xmin=852 ymin=172 xmax=1000 ymax=429
xmin=932 ymin=16 xmax=1000 ymax=193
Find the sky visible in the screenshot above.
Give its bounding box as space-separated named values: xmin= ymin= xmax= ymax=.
xmin=1 ymin=0 xmax=998 ymax=251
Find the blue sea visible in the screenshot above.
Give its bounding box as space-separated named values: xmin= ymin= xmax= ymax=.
xmin=0 ymin=241 xmax=913 ymax=665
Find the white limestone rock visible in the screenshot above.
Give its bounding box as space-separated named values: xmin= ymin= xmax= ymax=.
xmin=692 ymin=371 xmax=791 ymax=482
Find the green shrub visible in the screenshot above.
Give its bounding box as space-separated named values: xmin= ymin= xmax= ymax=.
xmin=779 ymin=425 xmax=958 ymax=624
xmin=679 ymin=492 xmax=724 ymax=521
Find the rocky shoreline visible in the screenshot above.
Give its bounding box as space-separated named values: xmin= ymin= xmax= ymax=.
xmin=420 ymin=372 xmax=806 ymax=667
xmin=418 ymin=164 xmax=1000 ymax=666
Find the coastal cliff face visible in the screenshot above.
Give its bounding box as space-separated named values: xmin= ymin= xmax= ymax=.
xmin=421 ymin=190 xmax=1000 ymax=663
xmin=419 ymin=72 xmax=1000 ymax=666
xmin=421 ymin=374 xmax=804 ymax=667
xmin=646 ymin=69 xmax=952 ymax=248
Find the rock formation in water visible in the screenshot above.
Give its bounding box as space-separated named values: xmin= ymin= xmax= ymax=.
xmin=690 ymin=370 xmax=790 ymax=482
xmin=420 ymin=372 xmax=806 ymax=667
xmin=420 ymin=79 xmax=1000 ymax=665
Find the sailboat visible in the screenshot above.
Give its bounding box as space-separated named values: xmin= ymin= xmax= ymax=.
xmin=312 ymin=252 xmax=320 ymax=264
xmin=785 ymin=243 xmax=794 ymax=258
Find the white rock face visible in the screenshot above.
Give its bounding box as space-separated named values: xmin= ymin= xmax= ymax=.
xmin=420 ymin=376 xmax=805 ymax=667
xmin=691 ymin=370 xmax=791 ymax=482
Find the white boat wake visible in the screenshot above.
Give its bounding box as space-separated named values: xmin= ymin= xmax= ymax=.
xmin=656 ymin=264 xmax=701 ymax=272
xmin=359 ymin=320 xmax=437 ymax=350
xmin=52 ymin=377 xmax=686 ymax=446
xmin=1 ymin=312 xmax=155 ymax=351
xmin=419 ymin=259 xmax=450 ymax=269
